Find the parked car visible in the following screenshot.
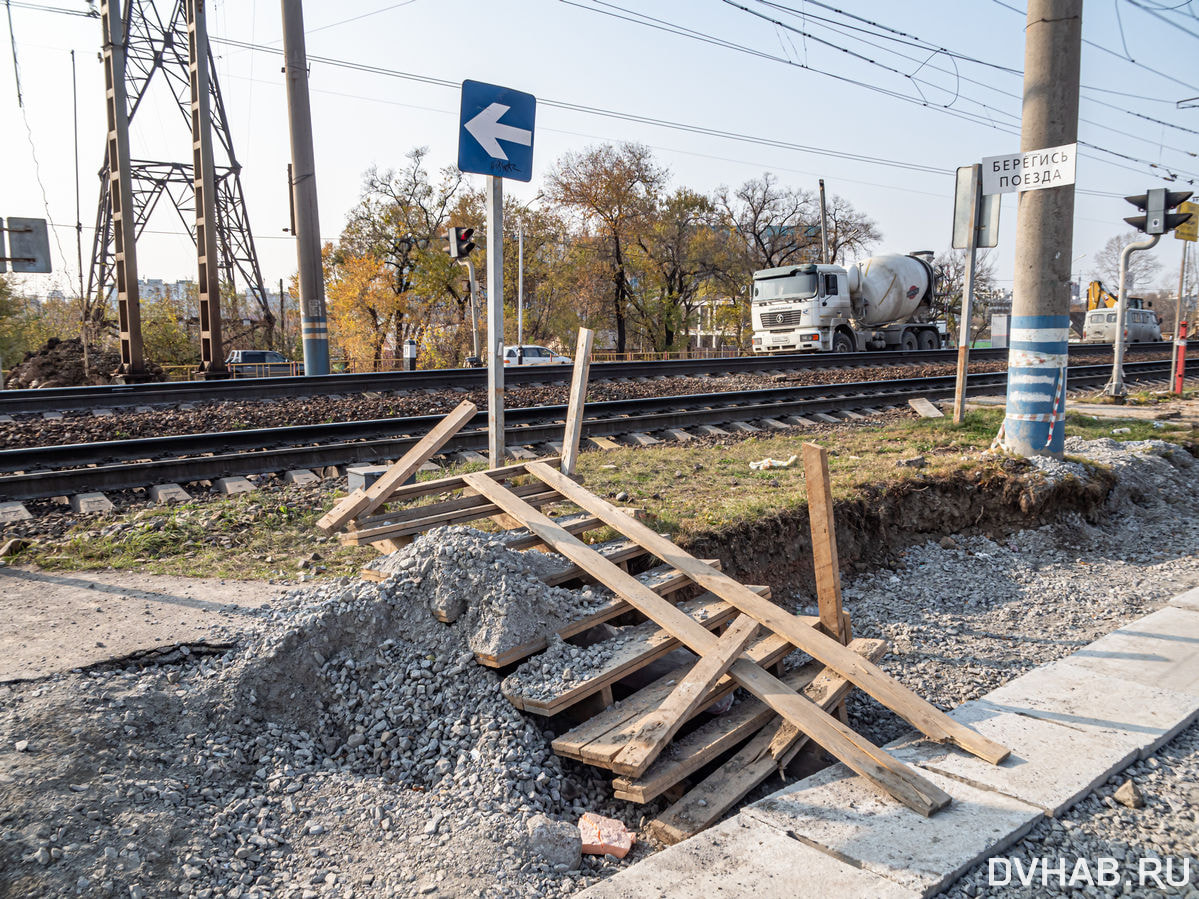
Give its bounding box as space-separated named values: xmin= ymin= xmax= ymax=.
xmin=502 ymin=345 xmax=572 ymax=366
xmin=224 ymin=349 xmax=295 ymax=377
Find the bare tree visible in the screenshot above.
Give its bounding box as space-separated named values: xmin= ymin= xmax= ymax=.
xmin=716 ymin=173 xmax=818 ymax=270
xmin=934 ymin=247 xmax=999 ymax=344
xmin=1089 ymin=231 xmax=1163 ymax=294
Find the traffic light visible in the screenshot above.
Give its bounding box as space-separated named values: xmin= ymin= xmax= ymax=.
xmin=1124 ymin=188 xmax=1193 ymax=236
xmin=445 ymin=226 xmax=476 ymax=259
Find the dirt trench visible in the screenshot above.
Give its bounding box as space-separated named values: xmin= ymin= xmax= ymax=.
xmin=679 ymin=459 xmax=1119 ymax=597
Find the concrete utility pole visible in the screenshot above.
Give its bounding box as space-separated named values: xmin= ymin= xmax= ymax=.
xmin=1000 ymin=0 xmax=1082 ymax=458
xmin=100 ymin=0 xmax=147 ymax=382
xmin=486 ymin=176 xmax=506 ymax=464
xmin=281 ymin=0 xmax=329 ymax=375
xmin=818 ymin=179 xmax=830 ymax=265
xmin=186 ymin=0 xmax=228 ymax=378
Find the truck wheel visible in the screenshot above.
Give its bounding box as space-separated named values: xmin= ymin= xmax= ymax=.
xmin=832 ymin=332 xmax=854 ymax=354
xmin=917 ymin=330 xmax=938 ymax=350
xmin=901 ymin=331 xmax=918 ymax=351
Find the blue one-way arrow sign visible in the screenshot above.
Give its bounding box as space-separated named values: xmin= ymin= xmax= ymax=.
xmin=458 ymin=80 xmax=536 ymax=182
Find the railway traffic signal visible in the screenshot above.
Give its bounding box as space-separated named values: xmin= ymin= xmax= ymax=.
xmin=445 ymin=226 xmax=476 ymax=259
xmin=1124 ymin=188 xmax=1193 ymax=236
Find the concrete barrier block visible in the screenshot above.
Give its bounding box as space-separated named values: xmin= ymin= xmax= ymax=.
xmin=215 ymin=476 xmax=255 ymax=495
xmin=0 ymin=501 xmax=33 ymax=523
xmin=70 ymin=492 xmax=115 ymax=514
xmin=346 ymin=465 xmax=389 ymax=491
xmin=283 ymin=469 xmax=320 ymax=487
xmin=149 ymin=483 xmax=191 ymax=504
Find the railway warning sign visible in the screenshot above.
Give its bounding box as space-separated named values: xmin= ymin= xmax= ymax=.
xmin=982 ymin=142 xmax=1076 ymax=195
xmin=1175 ymin=201 xmax=1198 ymax=242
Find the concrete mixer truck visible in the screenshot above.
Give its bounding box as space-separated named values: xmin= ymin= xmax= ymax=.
xmin=749 ymin=251 xmax=946 ymax=354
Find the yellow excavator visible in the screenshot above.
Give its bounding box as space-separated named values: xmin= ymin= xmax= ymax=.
xmin=1086 ymin=280 xmax=1146 ymax=311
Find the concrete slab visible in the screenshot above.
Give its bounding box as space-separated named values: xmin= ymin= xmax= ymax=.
xmin=1061 ymin=605 xmax=1199 ymax=699
xmin=346 ymin=465 xmax=390 ymax=490
xmin=91 ymin=408 xmax=114 ymax=418
xmin=982 ymin=659 xmax=1199 ymax=755
xmin=812 ymin=412 xmax=842 ymax=424
xmin=744 ymin=764 xmax=1040 ymax=896
xmin=0 ymin=414 xmax=13 ymax=424
xmin=69 ymin=492 xmax=114 ymax=515
xmin=726 ymin=421 xmax=762 ymax=433
xmin=135 ymin=406 xmax=155 ymax=414
xmin=1170 ymin=585 xmax=1199 ymax=613
xmin=840 ymin=409 xmax=867 ymax=420
xmin=418 ymin=461 xmax=441 ymax=474
xmin=694 ymin=425 xmax=730 ymax=437
xmin=283 ymin=469 xmax=320 ymax=487
xmin=177 ymin=403 xmax=196 ymax=411
xmin=214 ymin=476 xmax=255 ymax=496
xmin=149 ymin=483 xmax=191 ymax=504
xmin=888 ymin=700 xmax=1140 ymax=816
xmin=759 ymin=418 xmax=790 ymax=430
xmin=0 ymin=501 xmax=33 ymax=523
xmin=662 ymin=428 xmax=693 ymax=442
xmin=577 ymin=816 xmax=920 ymax=899
xmin=42 ymin=411 xmax=63 ymax=421
xmin=453 ymin=451 xmax=488 ymax=465
xmin=784 ymin=415 xmax=818 ymax=426
xmin=544 ymin=441 xmax=564 ymax=454
xmin=908 ymin=397 xmax=944 ymax=419
xmin=625 ymin=432 xmax=660 ymax=446
xmin=507 ymin=447 xmax=538 ymax=460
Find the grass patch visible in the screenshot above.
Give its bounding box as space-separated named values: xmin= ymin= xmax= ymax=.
xmin=12 ymin=407 xmax=1194 ymax=581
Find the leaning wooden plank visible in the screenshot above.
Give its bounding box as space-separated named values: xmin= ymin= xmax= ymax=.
xmin=339 ymin=488 xmax=562 ymax=546
xmin=317 ymin=400 xmax=478 ymax=532
xmin=609 ymin=614 xmax=760 ymax=779
xmin=364 ymin=458 xmax=560 ymax=509
xmin=561 ymin=327 xmax=595 ymax=478
xmin=528 ymin=461 xmax=1009 ymax=768
xmin=473 ymin=559 xmax=722 ymax=669
xmin=504 ymin=514 xmax=602 ymax=552
xmin=611 ymin=638 xmax=886 ymax=803
xmin=554 ymin=631 xmax=794 ymax=766
xmin=463 ymin=471 xmax=951 ymax=817
xmin=803 ymin=442 xmax=847 ymax=643
xmin=500 ymin=590 xmax=743 ymax=715
xmin=647 ymin=648 xmax=884 ymax=843
xmin=354 ymin=480 xmax=556 ymax=532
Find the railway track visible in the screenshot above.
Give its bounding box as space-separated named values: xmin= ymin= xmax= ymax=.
xmin=0 ymin=342 xmax=1170 ymax=416
xmin=0 ymin=360 xmax=1182 ymax=503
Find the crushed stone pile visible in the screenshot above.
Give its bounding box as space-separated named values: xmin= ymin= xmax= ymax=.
xmin=3 ymin=336 xmax=165 ymax=388
xmin=0 ymin=528 xmax=648 ymax=899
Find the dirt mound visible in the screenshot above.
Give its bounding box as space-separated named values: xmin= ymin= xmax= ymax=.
xmin=3 ymin=337 xmax=164 ymax=388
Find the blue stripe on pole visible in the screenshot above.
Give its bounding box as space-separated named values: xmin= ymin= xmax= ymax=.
xmin=1009 ymin=314 xmax=1070 ymax=330
xmin=1008 ymin=340 xmax=1068 ymax=354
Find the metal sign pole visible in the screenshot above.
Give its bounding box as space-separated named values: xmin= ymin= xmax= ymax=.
xmin=1172 ymin=246 xmax=1187 ymax=386
xmin=1105 ymin=234 xmax=1161 ymax=401
xmin=953 ymin=165 xmax=981 ymax=423
xmin=463 ymin=259 xmax=481 ymax=360
xmin=517 ymin=223 xmax=524 ymax=364
xmin=486 ymin=175 xmax=506 ymax=465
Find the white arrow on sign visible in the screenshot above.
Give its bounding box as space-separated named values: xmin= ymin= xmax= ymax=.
xmin=464 ymin=102 xmax=532 ymax=161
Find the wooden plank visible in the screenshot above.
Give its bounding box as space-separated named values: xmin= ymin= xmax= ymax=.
xmin=462 ymin=471 xmax=953 ymax=817
xmin=648 ymin=648 xmax=886 ymax=843
xmin=504 ymin=513 xmax=601 ymax=551
xmin=609 ymin=614 xmax=759 ymax=778
xmin=555 ymin=630 xmax=792 ymax=766
xmin=473 ymin=559 xmax=720 ymax=668
xmin=611 ymin=639 xmax=885 ymax=803
xmin=500 ymin=590 xmax=743 ymax=715
xmin=561 ymin=328 xmax=594 ymax=477
xmin=339 ymin=487 xmax=562 ymax=545
xmin=354 ymin=480 xmax=554 ymax=532
xmin=527 ymin=461 xmax=1009 ymax=769
xmin=317 ymin=400 xmax=478 ymax=532
xmin=360 ymin=458 xmax=559 ymax=509
xmin=802 ymin=442 xmax=846 ymax=643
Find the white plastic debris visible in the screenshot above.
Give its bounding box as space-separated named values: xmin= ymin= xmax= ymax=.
xmin=749 ymin=454 xmax=798 ymax=471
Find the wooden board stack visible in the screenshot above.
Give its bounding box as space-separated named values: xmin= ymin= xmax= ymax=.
xmin=315 ymin=330 xmax=1008 ymax=843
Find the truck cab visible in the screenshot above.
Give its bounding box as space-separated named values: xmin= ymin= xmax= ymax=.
xmin=751 ymin=264 xmax=854 ymax=353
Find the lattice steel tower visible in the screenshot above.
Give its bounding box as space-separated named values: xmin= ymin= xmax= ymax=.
xmin=90 ymin=0 xmax=272 ymax=379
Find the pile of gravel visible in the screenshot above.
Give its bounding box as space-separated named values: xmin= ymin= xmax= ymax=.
xmin=0 ymin=528 xmax=648 ymax=899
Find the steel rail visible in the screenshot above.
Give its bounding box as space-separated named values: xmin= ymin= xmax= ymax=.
xmin=0 ymin=361 xmax=1175 ymax=502
xmin=0 ymin=343 xmax=1172 ymax=416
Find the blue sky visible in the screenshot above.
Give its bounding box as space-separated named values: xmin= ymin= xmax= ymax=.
xmin=1 ymin=0 xmax=1196 ymax=299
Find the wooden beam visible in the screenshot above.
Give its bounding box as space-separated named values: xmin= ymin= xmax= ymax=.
xmin=610 ymin=614 xmax=759 ymax=778
xmin=462 ymin=471 xmax=952 ymax=817
xmin=316 ymin=400 xmax=477 ymax=532
xmin=647 ymin=647 xmax=885 ymax=843
xmin=526 ymin=461 xmax=1008 ymax=768
xmin=803 ymin=442 xmax=846 ymax=643
xmin=561 ymin=328 xmax=594 ymax=477
xmin=339 ymin=487 xmax=561 ymax=545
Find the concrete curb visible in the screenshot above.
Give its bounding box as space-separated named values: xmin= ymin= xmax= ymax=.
xmin=578 ymin=594 xmax=1199 ymax=899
